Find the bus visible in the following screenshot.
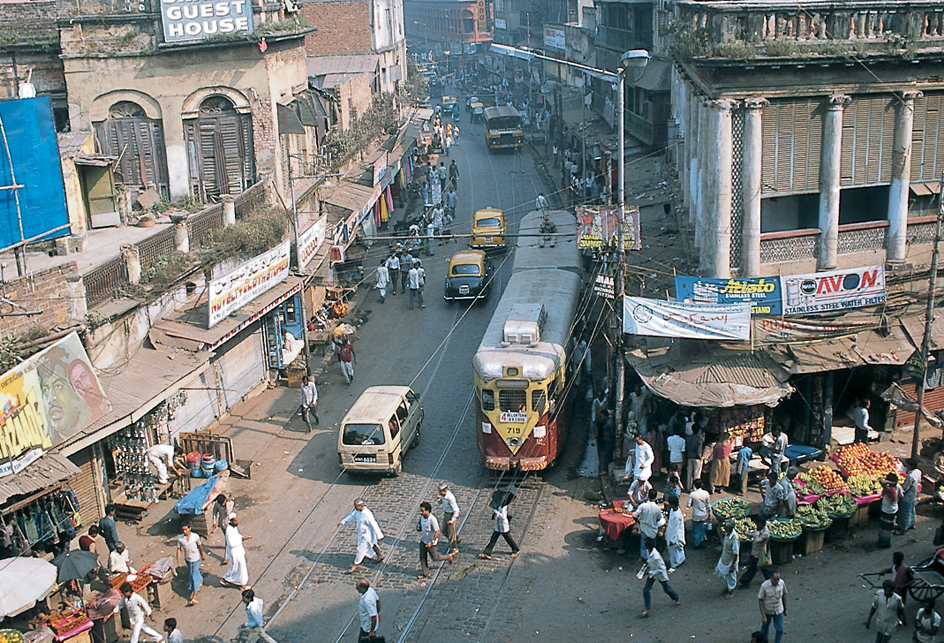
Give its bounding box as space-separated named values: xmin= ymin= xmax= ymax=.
xmin=483 ymin=106 xmax=524 ymax=150
xmin=472 ymin=210 xmax=582 ymax=471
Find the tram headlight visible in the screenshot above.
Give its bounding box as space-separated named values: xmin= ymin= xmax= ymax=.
xmin=482 ymin=421 xmax=492 ymax=434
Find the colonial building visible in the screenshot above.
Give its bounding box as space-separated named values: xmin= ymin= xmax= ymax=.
xmin=403 ymin=0 xmax=493 ymax=47
xmin=669 ymin=0 xmax=944 ymax=279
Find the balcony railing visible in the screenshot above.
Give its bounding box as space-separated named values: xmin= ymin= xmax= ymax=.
xmin=837 ymin=220 xmax=887 ymax=254
xmin=673 ymin=0 xmax=944 ymax=52
xmin=760 ymin=227 xmax=819 ymax=264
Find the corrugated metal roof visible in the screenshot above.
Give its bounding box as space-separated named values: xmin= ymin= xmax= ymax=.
xmin=0 ymin=453 xmax=80 ymax=506
xmin=307 ymin=54 xmax=378 ymax=77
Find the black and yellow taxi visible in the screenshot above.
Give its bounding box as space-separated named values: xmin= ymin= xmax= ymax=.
xmin=470 ymin=208 xmax=507 ymax=250
xmin=444 ymin=249 xmax=492 ymax=302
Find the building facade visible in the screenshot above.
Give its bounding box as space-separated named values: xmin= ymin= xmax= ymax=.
xmin=669 ymin=0 xmax=944 ymax=279
xmin=404 ymin=0 xmax=493 ymax=47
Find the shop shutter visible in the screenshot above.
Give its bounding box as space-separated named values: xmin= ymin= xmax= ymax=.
xmin=169 ymin=369 xmax=220 ymax=440
xmin=94 ymin=118 xmax=169 ymax=196
xmin=760 ymin=99 xmax=822 ymax=195
xmin=67 ymin=447 xmax=103 ymax=525
xmin=841 ymin=95 xmax=895 ymax=186
xmin=217 ymin=326 xmax=266 ymax=412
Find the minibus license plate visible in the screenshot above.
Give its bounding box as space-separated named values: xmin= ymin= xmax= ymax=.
xmin=354 ymin=454 xmax=376 ymax=463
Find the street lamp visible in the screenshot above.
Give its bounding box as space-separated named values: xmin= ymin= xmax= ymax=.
xmin=490 ymin=43 xmax=649 ymax=463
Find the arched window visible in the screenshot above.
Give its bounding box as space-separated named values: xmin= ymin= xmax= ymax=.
xmin=94 ymin=100 xmax=170 ymax=197
xmin=184 ymin=95 xmax=255 ymax=201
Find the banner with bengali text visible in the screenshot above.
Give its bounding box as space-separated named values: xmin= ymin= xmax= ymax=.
xmin=623 ymin=296 xmax=751 ymax=340
xmin=209 ymin=239 xmax=290 ymax=327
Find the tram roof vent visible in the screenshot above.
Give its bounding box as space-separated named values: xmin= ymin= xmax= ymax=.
xmin=502 ymin=304 xmax=546 ymax=346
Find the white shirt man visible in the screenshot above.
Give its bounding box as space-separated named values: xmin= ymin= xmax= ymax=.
xmin=439 ymin=484 xmax=461 ymax=552
xmin=146 ymin=444 xmax=176 ymax=484
xmin=109 ymin=544 xmax=134 ymax=574
xmin=356 ymin=581 xmax=381 ymax=639
xmin=633 ymin=495 xmax=665 ymax=543
xmin=666 ymin=433 xmax=686 ymax=466
xmin=375 ymin=264 xmax=389 ymax=300
xmin=114 ymin=590 xmax=162 ymax=643
xmin=339 ymin=500 xmax=385 ymax=573
xmin=634 ymin=438 xmax=654 ymax=482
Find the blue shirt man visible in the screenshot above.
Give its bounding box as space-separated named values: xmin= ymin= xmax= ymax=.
xmin=737 ymin=445 xmax=754 ymax=496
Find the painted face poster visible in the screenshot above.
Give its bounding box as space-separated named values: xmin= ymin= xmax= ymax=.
xmin=576 ymin=205 xmax=641 ymax=251
xmin=779 ymin=265 xmax=885 ymax=315
xmin=675 ymin=276 xmax=782 ymax=315
xmin=0 ymin=331 xmax=110 ymax=476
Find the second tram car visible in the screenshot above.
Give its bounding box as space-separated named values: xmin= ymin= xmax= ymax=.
xmin=472 ymin=210 xmax=583 ymax=471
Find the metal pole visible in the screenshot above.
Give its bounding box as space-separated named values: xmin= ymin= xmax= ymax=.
xmin=913 ymin=170 xmax=944 ymax=460
xmin=613 ymin=69 xmax=626 ymax=465
xmin=287 ymin=155 xmax=313 ymax=376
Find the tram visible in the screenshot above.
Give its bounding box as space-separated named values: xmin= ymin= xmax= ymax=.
xmin=472 ymin=210 xmax=583 ymax=471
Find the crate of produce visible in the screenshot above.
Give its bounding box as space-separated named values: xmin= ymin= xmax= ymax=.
xmin=770 ymin=538 xmax=795 ymax=565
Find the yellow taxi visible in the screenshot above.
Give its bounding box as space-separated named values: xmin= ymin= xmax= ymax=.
xmin=470 ymin=208 xmax=507 ymax=250
xmin=444 ymin=249 xmax=492 ymax=302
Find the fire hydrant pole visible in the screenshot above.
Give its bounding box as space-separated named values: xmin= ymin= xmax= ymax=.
xmin=913 ymin=170 xmax=944 ymax=460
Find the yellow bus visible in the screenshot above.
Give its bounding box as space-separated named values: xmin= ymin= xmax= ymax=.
xmin=483 ymin=105 xmax=524 ymax=150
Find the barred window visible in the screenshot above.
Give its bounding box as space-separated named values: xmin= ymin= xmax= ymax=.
xmin=481 ymin=389 xmax=495 ymax=412
xmin=499 ymin=390 xmax=527 ymax=413
xmin=531 ymin=389 xmax=547 ymax=413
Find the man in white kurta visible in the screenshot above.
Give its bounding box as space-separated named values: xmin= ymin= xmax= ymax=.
xmin=665 ymin=498 xmax=686 ymax=572
xmin=634 ymin=436 xmax=654 ymax=482
xmin=222 ymin=514 xmax=250 ymax=589
xmin=338 ymin=499 xmax=384 ymax=574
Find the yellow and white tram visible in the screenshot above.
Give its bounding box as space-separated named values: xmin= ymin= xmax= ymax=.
xmin=473 ymin=210 xmax=583 ymax=471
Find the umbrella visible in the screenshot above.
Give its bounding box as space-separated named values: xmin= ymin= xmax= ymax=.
xmin=0 ymin=557 xmax=58 ymax=618
xmin=52 ymin=549 xmax=100 ymax=583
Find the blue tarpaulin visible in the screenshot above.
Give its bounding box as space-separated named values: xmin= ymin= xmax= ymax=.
xmin=174 ymin=475 xmax=221 ymax=515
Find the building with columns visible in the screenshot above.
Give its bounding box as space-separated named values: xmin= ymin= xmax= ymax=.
xmin=669 ymin=0 xmax=944 ymax=279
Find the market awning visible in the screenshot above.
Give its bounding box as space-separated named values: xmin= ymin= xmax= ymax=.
xmin=153 ymin=275 xmax=304 ymax=351
xmin=633 ymin=59 xmax=671 ymax=93
xmin=626 ymin=342 xmax=794 ymax=407
xmin=899 ymin=314 xmax=944 ymax=352
xmin=57 ymin=345 xmax=213 ymax=457
xmin=910 ymin=181 xmax=941 ymax=197
xmin=768 ymin=324 xmax=913 ymax=374
xmin=0 ymin=454 xmax=81 ymax=507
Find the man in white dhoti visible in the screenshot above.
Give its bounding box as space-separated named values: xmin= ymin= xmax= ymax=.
xmin=221 ymin=513 xmax=251 ymax=590
xmin=337 ymin=498 xmax=385 ymax=574
xmin=634 ymin=436 xmax=654 ymax=482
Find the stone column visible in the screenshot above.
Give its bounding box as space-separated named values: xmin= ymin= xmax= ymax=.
xmin=696 ymin=100 xmax=711 ymax=261
xmin=122 ymin=245 xmax=141 ymax=285
xmin=66 ymin=274 xmax=87 ymax=321
xmin=687 ymin=88 xmax=699 ymax=215
xmin=887 ymin=91 xmax=923 ymax=263
xmin=742 ymin=97 xmax=768 ymax=277
xmin=677 ymin=80 xmax=690 ymax=209
xmin=222 ymin=194 xmax=236 ymax=227
xmin=818 ymin=94 xmax=851 ymax=271
xmin=709 ymin=100 xmax=735 ymax=279
xmin=172 ymin=214 xmax=190 ymax=253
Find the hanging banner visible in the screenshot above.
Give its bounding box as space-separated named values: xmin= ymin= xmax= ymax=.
xmin=675 ymin=276 xmax=782 ymax=315
xmin=0 ymin=331 xmax=110 ymax=477
xmin=623 ymin=296 xmax=751 ymax=340
xmin=298 ymin=217 xmax=326 ymax=271
xmin=752 ymin=316 xmax=880 ymax=344
xmin=209 ymin=239 xmax=291 ymax=328
xmin=780 ymin=265 xmax=885 ymax=315
xmin=576 ymin=205 xmax=641 ymax=251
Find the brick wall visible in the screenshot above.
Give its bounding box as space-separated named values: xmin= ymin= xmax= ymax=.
xmin=0 ymin=262 xmax=79 ymax=338
xmin=252 ymin=96 xmax=275 ymax=171
xmin=302 ymin=0 xmax=372 ymax=54
xmin=0 ymin=1 xmax=59 ymax=38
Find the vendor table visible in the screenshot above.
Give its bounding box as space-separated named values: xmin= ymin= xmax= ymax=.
xmin=108 ymin=570 xmax=160 ymax=608
xmin=598 ymin=500 xmax=635 ymax=543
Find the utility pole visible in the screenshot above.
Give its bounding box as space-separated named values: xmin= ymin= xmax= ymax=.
xmin=912 ymin=169 xmax=944 ymax=460
xmin=612 ymin=66 xmax=627 ymax=465
xmin=286 ymin=154 xmax=312 ymax=376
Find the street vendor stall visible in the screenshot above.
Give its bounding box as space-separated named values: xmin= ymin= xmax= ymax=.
xmin=597 ymin=500 xmax=635 ymax=547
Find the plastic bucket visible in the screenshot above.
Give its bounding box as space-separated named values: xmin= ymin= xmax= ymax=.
xmin=201 ymin=453 xmax=216 ymax=477
xmin=214 ymin=460 xmax=228 ymax=473
xmin=187 ymin=452 xmax=201 ymax=476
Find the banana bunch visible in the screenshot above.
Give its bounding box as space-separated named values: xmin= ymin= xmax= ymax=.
xmin=768 ymin=518 xmax=803 ymax=540
xmin=734 ymin=517 xmax=756 ymax=541
xmin=796 ymin=503 xmax=833 ymax=530
xmin=818 ymin=493 xmax=857 ymax=518
xmin=712 ymin=497 xmax=751 ymax=520
xmin=848 ymin=473 xmax=883 ymax=497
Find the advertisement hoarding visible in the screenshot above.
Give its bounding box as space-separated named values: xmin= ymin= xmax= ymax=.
xmin=675 ymin=276 xmax=782 ymax=315
xmin=779 ymin=265 xmax=885 ymax=315
xmin=544 ymin=28 xmax=565 ymax=50
xmin=298 ymin=217 xmax=326 ymax=271
xmin=209 ymin=239 xmax=290 ymax=327
xmin=576 ymin=206 xmax=641 ymax=251
xmin=0 ymin=332 xmax=110 ymax=477
xmin=0 ymin=97 xmax=69 ymax=252
xmin=160 ymin=0 xmax=253 ymax=43
xmin=623 ymin=296 xmax=751 ymax=340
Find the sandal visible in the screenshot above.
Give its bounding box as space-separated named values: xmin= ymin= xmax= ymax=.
xmin=479 ymin=554 xmax=491 ymax=560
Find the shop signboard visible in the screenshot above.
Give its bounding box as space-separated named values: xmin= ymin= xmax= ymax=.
xmin=623 ymin=296 xmax=751 ymax=340
xmin=160 ymin=0 xmax=253 ymax=43
xmin=544 ymin=27 xmax=565 ymax=51
xmin=477 ymin=0 xmax=486 ymax=32
xmin=752 ymin=316 xmax=880 ymax=344
xmin=209 ymin=239 xmax=290 ymax=328
xmin=576 ymin=205 xmax=641 ymax=251
xmin=780 ymin=265 xmax=885 ymax=315
xmin=372 ymin=151 xmax=388 ymax=186
xmin=495 ymin=18 xmax=506 ymax=30
xmin=298 ymin=217 xmax=326 ymax=271
xmin=675 ymin=276 xmax=782 ymax=315
xmin=593 ymin=274 xmax=614 ymax=299
xmin=0 ymin=332 xmax=110 ymax=477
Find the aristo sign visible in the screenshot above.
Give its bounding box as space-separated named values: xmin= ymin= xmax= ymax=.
xmin=160 ymin=0 xmax=253 ymax=43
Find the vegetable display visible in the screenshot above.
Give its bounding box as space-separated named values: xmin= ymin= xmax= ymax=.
xmin=796 ymin=503 xmax=833 ymax=530
xmin=798 ymin=466 xmax=848 ymax=495
xmin=768 ymin=518 xmax=803 ymax=540
xmin=847 ymin=473 xmax=884 ymax=498
xmin=712 ymin=497 xmax=751 ymax=520
xmin=818 ymin=493 xmax=857 ymax=518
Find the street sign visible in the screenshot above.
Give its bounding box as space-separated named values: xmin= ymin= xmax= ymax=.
xmin=593 ymin=274 xmax=614 ymax=299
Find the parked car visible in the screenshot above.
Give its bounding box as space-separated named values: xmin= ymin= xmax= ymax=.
xmin=444 ymin=249 xmax=492 ymax=302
